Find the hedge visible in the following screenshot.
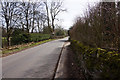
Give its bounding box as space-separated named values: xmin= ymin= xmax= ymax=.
xmin=2 ymin=37 xmax=7 ymax=48
xmin=30 ymin=33 xmax=50 ymax=42
xmin=11 ymin=33 xmax=51 ymax=45
xmin=71 ymin=40 xmax=120 ymax=79
xmin=11 ymin=33 xmax=31 ymax=45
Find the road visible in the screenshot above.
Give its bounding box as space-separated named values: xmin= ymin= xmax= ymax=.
xmin=2 ymin=37 xmax=68 ymax=78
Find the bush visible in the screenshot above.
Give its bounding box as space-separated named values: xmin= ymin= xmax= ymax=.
xmin=11 ymin=28 xmax=24 ymax=37
xmin=11 ymin=33 xmax=31 ymax=45
xmin=2 ymin=37 xmax=7 ymax=48
xmin=11 ymin=33 xmax=51 ymax=45
xmin=71 ymin=40 xmax=120 ymax=79
xmin=30 ymin=33 xmax=50 ymax=42
xmin=55 ymin=30 xmax=65 ymax=36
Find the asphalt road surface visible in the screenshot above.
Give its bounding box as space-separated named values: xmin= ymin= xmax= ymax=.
xmin=2 ymin=37 xmax=68 ymax=78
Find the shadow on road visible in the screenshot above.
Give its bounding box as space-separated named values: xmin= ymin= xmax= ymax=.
xmin=59 ymin=40 xmax=68 ymax=42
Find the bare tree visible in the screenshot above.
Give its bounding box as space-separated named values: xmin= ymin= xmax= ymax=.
xmin=36 ymin=12 xmax=47 ymax=33
xmin=19 ymin=1 xmax=32 ymax=33
xmin=50 ymin=0 xmax=66 ymax=34
xmin=31 ymin=2 xmax=37 ymax=33
xmin=0 ymin=2 xmax=17 ymax=46
xmin=30 ymin=2 xmax=47 ymax=33
xmin=43 ymin=0 xmax=66 ymax=34
xmin=44 ymin=0 xmax=52 ymax=33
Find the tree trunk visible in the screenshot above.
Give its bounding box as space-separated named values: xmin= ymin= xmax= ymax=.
xmin=26 ymin=19 xmax=29 ymax=33
xmin=31 ymin=5 xmax=35 ymax=33
xmin=7 ymin=35 xmax=10 ymax=47
xmin=6 ymin=17 xmax=10 ymax=46
xmin=44 ymin=2 xmax=52 ymax=33
xmin=52 ymin=19 xmax=55 ymax=35
xmin=31 ymin=27 xmax=34 ymax=33
xmin=37 ymin=21 xmax=41 ymax=33
xmin=22 ymin=24 xmax=24 ymax=31
xmin=31 ymin=18 xmax=34 ymax=33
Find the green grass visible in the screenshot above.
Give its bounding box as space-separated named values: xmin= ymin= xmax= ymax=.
xmin=2 ymin=39 xmax=56 ymax=55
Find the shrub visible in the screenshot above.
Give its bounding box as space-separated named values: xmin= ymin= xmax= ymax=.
xmin=11 ymin=33 xmax=51 ymax=45
xmin=30 ymin=33 xmax=50 ymax=42
xmin=11 ymin=33 xmax=31 ymax=45
xmin=55 ymin=30 xmax=65 ymax=36
xmin=11 ymin=28 xmax=24 ymax=37
xmin=2 ymin=37 xmax=7 ymax=48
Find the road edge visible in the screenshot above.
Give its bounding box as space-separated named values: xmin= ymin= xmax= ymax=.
xmin=52 ymin=42 xmax=70 ymax=80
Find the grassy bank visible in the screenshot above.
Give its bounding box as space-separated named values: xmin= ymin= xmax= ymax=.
xmin=70 ymin=40 xmax=120 ymax=79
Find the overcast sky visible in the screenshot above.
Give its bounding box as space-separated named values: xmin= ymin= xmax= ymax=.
xmin=57 ymin=0 xmax=100 ymax=30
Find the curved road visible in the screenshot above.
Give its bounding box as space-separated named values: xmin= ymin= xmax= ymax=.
xmin=2 ymin=37 xmax=68 ymax=78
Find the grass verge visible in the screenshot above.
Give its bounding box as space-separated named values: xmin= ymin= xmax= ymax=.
xmin=2 ymin=39 xmax=56 ymax=57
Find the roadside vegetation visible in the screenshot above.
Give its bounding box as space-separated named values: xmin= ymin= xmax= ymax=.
xmin=2 ymin=28 xmax=67 ymax=55
xmin=69 ymin=1 xmax=120 ymax=79
xmin=0 ymin=0 xmax=67 ymax=55
xmin=2 ymin=39 xmax=55 ymax=56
